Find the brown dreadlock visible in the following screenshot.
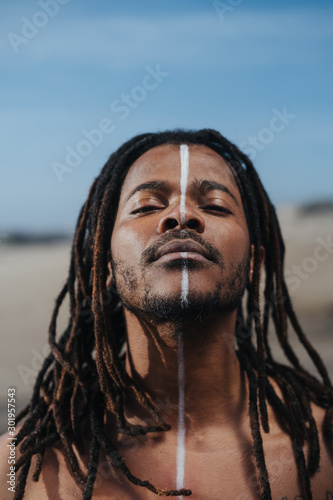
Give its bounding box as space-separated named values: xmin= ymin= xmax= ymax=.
xmin=13 ymin=129 xmax=333 ymax=499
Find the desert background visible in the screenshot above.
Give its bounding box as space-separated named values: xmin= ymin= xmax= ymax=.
xmin=0 ymin=202 xmax=332 ymax=433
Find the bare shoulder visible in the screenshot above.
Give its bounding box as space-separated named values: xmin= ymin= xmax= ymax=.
xmin=309 ymin=403 xmax=333 ymax=495
xmin=0 ymin=430 xmax=19 ymax=500
xmin=0 ymin=420 xmax=128 ymax=500
xmin=0 ymin=430 xmax=84 ymax=500
xmin=267 ymin=402 xmax=333 ymax=499
xmin=261 ymin=378 xmax=333 ymax=498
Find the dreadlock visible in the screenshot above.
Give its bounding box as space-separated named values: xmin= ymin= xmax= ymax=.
xmin=14 ymin=129 xmax=333 ymax=499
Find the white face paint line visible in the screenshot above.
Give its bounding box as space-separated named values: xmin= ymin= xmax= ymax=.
xmin=176 ymin=329 xmax=186 ymax=495
xmin=179 ymin=144 xmax=189 ymax=227
xmin=180 ymin=252 xmax=189 ymax=308
xmin=176 ymin=145 xmax=189 ymax=497
xmin=179 ymin=145 xmax=190 ymax=308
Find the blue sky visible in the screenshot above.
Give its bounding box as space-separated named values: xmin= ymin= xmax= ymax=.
xmin=1 ymin=0 xmax=332 ymax=232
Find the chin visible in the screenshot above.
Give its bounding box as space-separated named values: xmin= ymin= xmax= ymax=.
xmin=122 ymin=284 xmax=243 ymax=324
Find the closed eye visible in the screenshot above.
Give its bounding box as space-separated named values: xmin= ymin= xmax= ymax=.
xmin=131 ymin=205 xmax=164 ymax=214
xmin=202 ymin=205 xmax=232 ymax=215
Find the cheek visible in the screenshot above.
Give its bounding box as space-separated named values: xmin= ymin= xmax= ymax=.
xmin=111 ymin=224 xmax=146 ymax=262
xmin=213 ymin=225 xmax=250 ymax=263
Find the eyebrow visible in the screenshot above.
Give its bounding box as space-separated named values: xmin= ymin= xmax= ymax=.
xmin=125 ymin=178 xmax=239 ymax=206
xmin=193 ymin=178 xmax=239 ymax=206
xmin=125 ymin=180 xmax=171 ymax=203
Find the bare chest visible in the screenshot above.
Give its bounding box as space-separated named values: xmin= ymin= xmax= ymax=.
xmin=87 ymin=435 xmax=307 ymax=500
xmin=22 ymin=430 xmax=333 ymax=500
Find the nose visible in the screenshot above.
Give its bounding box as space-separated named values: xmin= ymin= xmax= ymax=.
xmin=157 ymin=200 xmax=205 ymax=234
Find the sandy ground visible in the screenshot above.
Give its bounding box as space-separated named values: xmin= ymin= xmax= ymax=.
xmin=0 ymin=208 xmax=332 ymax=433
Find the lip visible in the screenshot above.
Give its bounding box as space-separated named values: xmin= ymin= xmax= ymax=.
xmin=154 ymin=240 xmax=211 ymax=262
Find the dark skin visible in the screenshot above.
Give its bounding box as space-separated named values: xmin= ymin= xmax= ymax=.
xmin=0 ymin=144 xmax=332 ymax=499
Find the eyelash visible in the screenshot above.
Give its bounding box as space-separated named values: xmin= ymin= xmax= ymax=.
xmin=131 ymin=205 xmax=232 ymax=215
xmin=131 ymin=206 xmax=162 ymax=214
xmin=203 ymin=205 xmax=232 ymax=215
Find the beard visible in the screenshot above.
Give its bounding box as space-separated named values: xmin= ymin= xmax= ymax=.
xmin=111 ymin=256 xmax=250 ymax=325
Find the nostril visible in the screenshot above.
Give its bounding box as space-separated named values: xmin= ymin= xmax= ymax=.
xmin=165 ymin=218 xmax=179 ymax=230
xmin=186 ymin=219 xmax=198 ymax=230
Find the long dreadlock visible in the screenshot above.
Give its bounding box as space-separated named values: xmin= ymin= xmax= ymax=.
xmin=14 ymin=129 xmax=333 ymax=499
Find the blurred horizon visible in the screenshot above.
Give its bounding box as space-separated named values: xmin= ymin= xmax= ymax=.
xmin=1 ymin=0 xmax=332 ymax=232
xmin=1 ymin=198 xmax=333 ymax=237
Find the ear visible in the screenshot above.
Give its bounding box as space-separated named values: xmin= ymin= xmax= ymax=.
xmin=106 ymin=261 xmax=113 ymax=289
xmin=249 ymin=244 xmax=265 ymax=284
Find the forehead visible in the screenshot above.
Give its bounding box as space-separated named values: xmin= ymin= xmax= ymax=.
xmin=120 ymin=143 xmax=239 ymax=196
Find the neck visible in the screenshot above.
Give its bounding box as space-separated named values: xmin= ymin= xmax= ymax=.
xmin=123 ymin=309 xmax=247 ymax=431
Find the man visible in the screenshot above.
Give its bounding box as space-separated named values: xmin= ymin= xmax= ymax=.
xmin=1 ymin=129 xmax=333 ymax=499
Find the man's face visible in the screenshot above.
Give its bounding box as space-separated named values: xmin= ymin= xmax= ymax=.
xmin=109 ymin=144 xmax=251 ymax=323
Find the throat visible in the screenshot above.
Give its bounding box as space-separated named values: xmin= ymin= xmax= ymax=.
xmin=124 ymin=312 xmax=245 ymax=428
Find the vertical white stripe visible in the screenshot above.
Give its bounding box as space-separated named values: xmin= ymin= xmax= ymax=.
xmin=176 ymin=330 xmax=186 ymax=495
xmin=177 ymin=144 xmax=189 ymax=497
xmin=179 ymin=145 xmax=189 ymax=226
xmin=180 ymin=252 xmax=189 ymax=308
xmin=180 ymin=144 xmax=189 ymax=308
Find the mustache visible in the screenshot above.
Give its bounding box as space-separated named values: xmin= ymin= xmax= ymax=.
xmin=140 ymin=230 xmax=224 ymax=267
